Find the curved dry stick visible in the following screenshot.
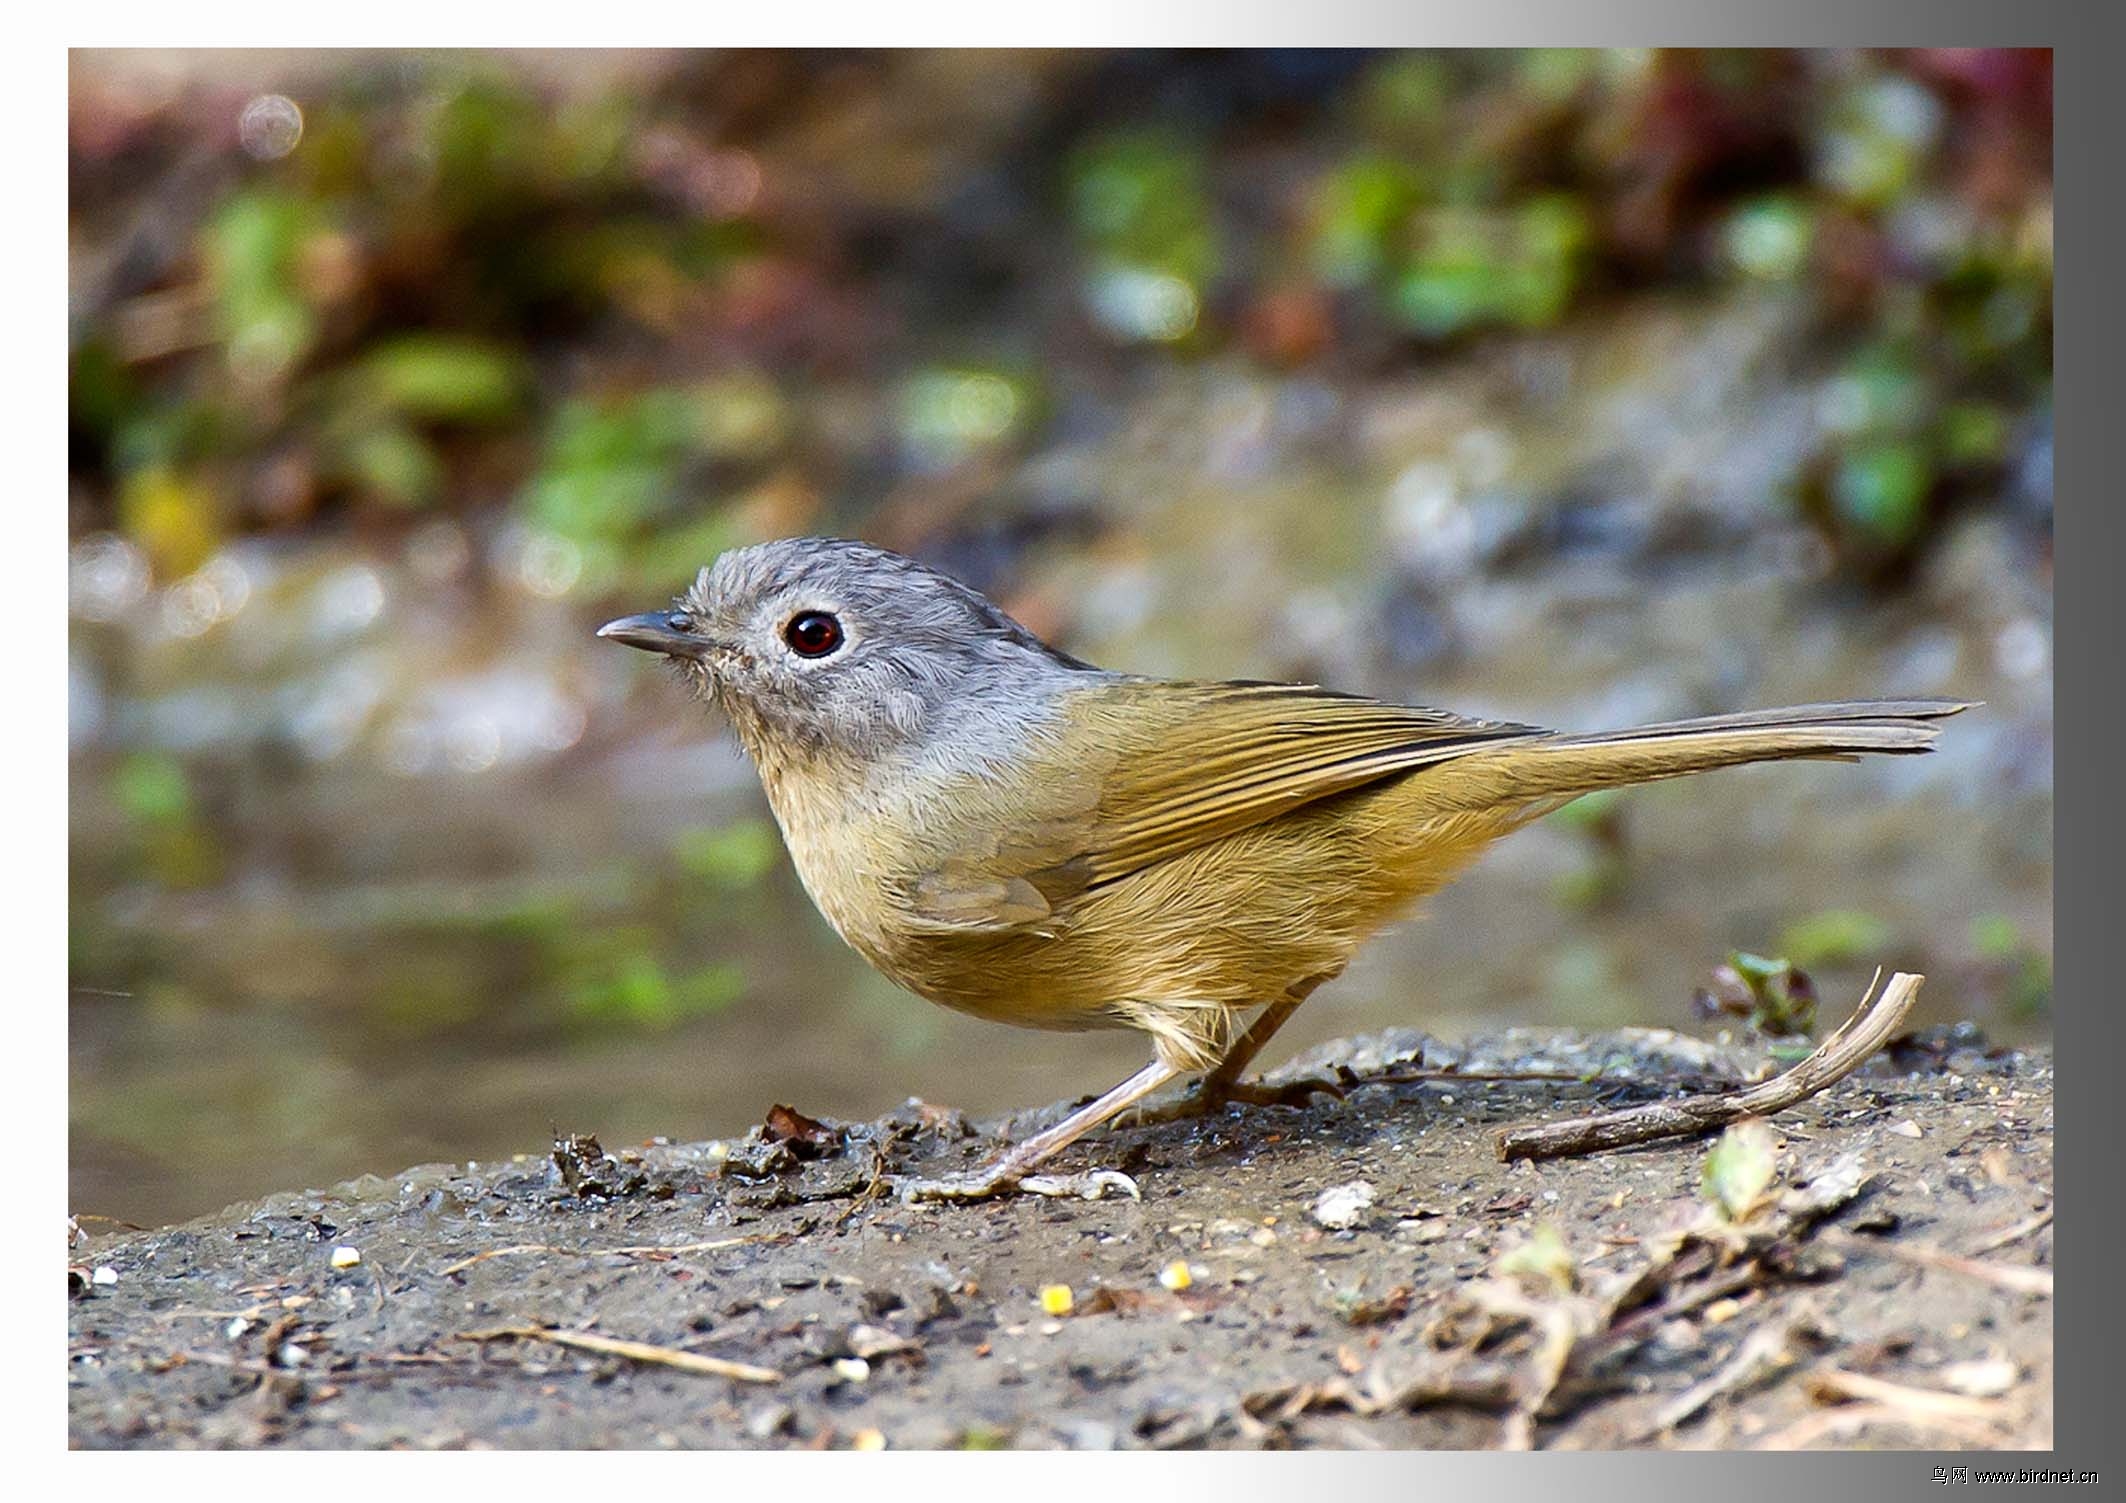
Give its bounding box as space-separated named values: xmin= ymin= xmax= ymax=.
xmin=1497 ymin=970 xmax=1923 ymax=1163
xmin=457 ymin=1325 xmax=782 ymax=1384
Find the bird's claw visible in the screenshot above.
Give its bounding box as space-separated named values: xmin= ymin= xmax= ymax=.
xmin=1221 ymin=1075 xmax=1347 ymax=1109
xmin=1128 ymin=1073 xmax=1345 ymax=1126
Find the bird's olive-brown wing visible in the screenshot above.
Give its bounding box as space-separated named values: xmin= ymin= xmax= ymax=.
xmin=902 ymin=680 xmax=1544 ymax=932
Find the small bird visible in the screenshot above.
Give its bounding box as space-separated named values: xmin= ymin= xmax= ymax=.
xmin=600 ymin=537 xmax=1968 ymax=1201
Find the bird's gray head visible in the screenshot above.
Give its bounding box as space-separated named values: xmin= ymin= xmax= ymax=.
xmin=598 ymin=537 xmax=1098 ymax=765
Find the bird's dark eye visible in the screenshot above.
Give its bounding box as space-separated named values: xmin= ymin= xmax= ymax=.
xmin=784 ymin=611 xmax=844 ymax=658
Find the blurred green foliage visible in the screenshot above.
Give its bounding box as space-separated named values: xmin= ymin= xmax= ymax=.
xmin=672 ymin=819 xmax=783 ymax=888
xmin=70 ymin=48 xmax=2050 ymax=592
xmin=1971 ymin=913 xmax=2051 ymax=1021
xmin=1778 ymin=909 xmax=1893 ymax=968
xmin=111 ymin=752 xmax=194 ymax=826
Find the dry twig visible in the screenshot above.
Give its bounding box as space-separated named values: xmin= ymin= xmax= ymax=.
xmin=1817 ymin=1228 xmax=2053 ymax=1297
xmin=1755 ymin=1401 xmax=2001 ymax=1450
xmin=1804 ymin=1366 xmax=2009 ymax=1422
xmin=1643 ymin=1321 xmax=1801 ymax=1437
xmin=436 ymin=1232 xmax=781 ymax=1277
xmin=457 ymin=1325 xmax=782 ymax=1383
xmin=1498 ymin=970 xmax=1921 ymax=1162
xmin=1965 ymin=1208 xmax=2053 ymax=1258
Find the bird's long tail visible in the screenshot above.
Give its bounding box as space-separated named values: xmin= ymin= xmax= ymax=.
xmin=1421 ymin=699 xmax=1975 ymax=815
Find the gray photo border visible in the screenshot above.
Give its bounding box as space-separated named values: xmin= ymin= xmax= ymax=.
xmin=48 ymin=2 xmax=2112 ymax=1492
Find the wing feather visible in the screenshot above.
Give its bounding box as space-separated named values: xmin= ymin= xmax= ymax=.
xmin=901 ymin=681 xmax=1543 ymax=931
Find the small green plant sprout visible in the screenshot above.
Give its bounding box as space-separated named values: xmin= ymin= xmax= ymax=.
xmin=1692 ymin=951 xmax=1820 ymax=1038
xmin=1496 ymin=1222 xmax=1578 ymax=1294
xmin=1701 ymin=1119 xmax=1781 ymax=1223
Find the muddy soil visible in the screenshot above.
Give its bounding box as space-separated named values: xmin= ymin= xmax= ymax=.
xmin=68 ymin=1023 xmax=2052 ymax=1450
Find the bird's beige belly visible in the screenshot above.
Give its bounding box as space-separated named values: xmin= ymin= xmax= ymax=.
xmin=770 ymin=761 xmax=1536 ymax=1058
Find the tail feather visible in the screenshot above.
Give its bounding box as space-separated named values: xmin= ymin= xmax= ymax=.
xmin=1561 ymin=698 xmax=1976 ymax=747
xmin=1413 ymin=699 xmax=1975 ymax=814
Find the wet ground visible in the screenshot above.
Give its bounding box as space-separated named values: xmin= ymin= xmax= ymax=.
xmin=69 ymin=1021 xmax=2052 ymax=1450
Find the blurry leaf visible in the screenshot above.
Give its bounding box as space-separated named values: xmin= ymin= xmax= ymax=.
xmin=1826 ymin=345 xmax=1931 ymax=436
xmin=340 ymin=422 xmax=443 ymax=509
xmin=428 ymin=74 xmax=548 ymax=203
xmin=1725 ymin=196 xmax=1815 ymax=280
xmin=1355 ymin=53 xmax=1455 ymax=142
xmin=1394 ymin=236 xmax=1494 ymax=337
xmin=1778 ymin=909 xmax=1891 ymax=968
xmin=112 ymin=753 xmax=193 ymax=825
xmin=1068 ymin=130 xmax=1215 ymax=281
xmin=70 ymin=340 xmax=139 ymax=442
xmin=356 ymin=335 xmax=529 ymax=425
xmin=118 ymin=466 xmax=220 ymax=577
xmin=762 ymin=1101 xmax=839 ymax=1150
xmin=1069 ymin=131 xmax=1215 ymax=343
xmin=2004 ymin=954 xmax=2051 ymax=1020
xmin=632 ymin=513 xmax=742 ymax=593
xmin=113 ymin=399 xmax=235 ymax=475
xmin=1549 ymin=787 xmax=1624 ymax=830
xmin=204 ymin=190 xmax=323 ymax=385
xmin=899 ymin=367 xmax=1030 ymax=467
xmin=1496 ymin=1222 xmax=1578 ymax=1292
xmin=696 ymin=372 xmax=791 ymax=460
xmin=1393 ymin=197 xmax=1587 ymax=337
xmin=1970 ymin=915 xmax=2049 ymax=1021
xmin=1818 ymin=73 xmax=1944 ymax=209
xmin=1702 ymin=1119 xmax=1779 ymax=1222
xmin=1312 ymin=156 xmax=1425 ymax=287
xmin=1940 ymin=402 xmax=2011 ymax=467
xmin=1832 ymin=440 xmax=1932 ymax=546
xmin=1519 ymin=48 xmax=1598 ymax=104
xmin=1970 ymin=912 xmax=2021 ymax=959
xmin=673 ymin=820 xmax=782 ymax=889
xmin=553 ymin=92 xmax=636 ymax=184
xmin=676 ymin=962 xmax=745 ymax=1015
xmin=569 ymin=951 xmax=676 ymax=1027
xmin=563 ymin=936 xmax=743 ymax=1028
xmin=523 ymin=388 xmax=707 ymax=545
xmin=1507 ymin=196 xmax=1591 ymax=324
xmin=1552 ymin=861 xmax=1624 ymax=911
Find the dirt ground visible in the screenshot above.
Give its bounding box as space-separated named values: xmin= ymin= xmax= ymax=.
xmin=68 ymin=1022 xmax=2052 ymax=1450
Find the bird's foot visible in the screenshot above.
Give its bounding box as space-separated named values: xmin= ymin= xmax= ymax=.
xmin=1129 ymin=1073 xmax=1346 ymax=1126
xmin=893 ymin=1163 xmax=1140 ymax=1204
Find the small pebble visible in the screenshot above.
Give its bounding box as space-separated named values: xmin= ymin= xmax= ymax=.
xmin=1038 ymin=1283 xmax=1074 ymax=1316
xmin=1311 ymin=1180 xmax=1377 ymax=1231
xmin=1158 ymin=1260 xmax=1193 ymax=1292
xmin=91 ymin=1266 xmax=119 ymax=1287
xmin=1941 ymin=1358 xmax=2018 ymax=1397
xmin=1889 ymin=1120 xmax=1924 ymax=1139
xmin=831 ymin=1356 xmax=871 ymax=1384
xmin=852 ymin=1428 xmax=887 ymax=1451
xmin=329 ymin=1246 xmax=362 ymax=1269
xmin=745 ymin=1402 xmax=793 ymax=1440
